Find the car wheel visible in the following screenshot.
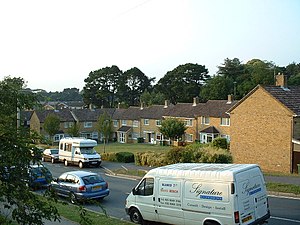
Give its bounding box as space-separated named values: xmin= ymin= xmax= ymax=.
xmin=129 ymin=207 xmax=143 ymax=224
xmin=79 ymin=161 xmax=83 ymax=169
xmin=69 ymin=192 xmax=77 ymax=204
xmin=51 ymin=158 xmax=55 ymax=164
xmin=64 ymin=160 xmax=68 ymax=166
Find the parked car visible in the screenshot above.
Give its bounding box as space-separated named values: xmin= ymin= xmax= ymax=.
xmin=42 ymin=148 xmax=59 ymax=163
xmin=28 ymin=164 xmax=53 ymax=189
xmin=49 ymin=171 xmax=110 ymax=204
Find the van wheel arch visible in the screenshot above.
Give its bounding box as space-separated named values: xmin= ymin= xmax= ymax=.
xmin=129 ymin=207 xmax=144 ymax=224
xmin=204 ymin=220 xmax=221 ymax=225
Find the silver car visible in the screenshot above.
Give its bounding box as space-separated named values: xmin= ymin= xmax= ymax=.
xmin=42 ymin=148 xmax=59 ymax=164
xmin=49 ymin=171 xmax=110 ymax=203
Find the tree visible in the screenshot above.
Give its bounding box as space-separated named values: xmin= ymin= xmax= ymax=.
xmin=83 ymin=65 xmax=123 ymax=108
xmin=0 ymin=76 xmax=59 ymax=224
xmin=217 ymin=58 xmax=245 ymax=81
xmin=96 ymin=112 xmax=112 ymax=153
xmin=155 ymin=63 xmax=210 ymax=104
xmin=120 ymin=67 xmax=155 ymax=106
xmin=140 ymin=90 xmax=165 ymax=106
xmin=67 ymin=122 xmax=80 ymax=137
xmin=43 ymin=114 xmax=60 ymax=144
xmin=159 ymin=118 xmax=187 ymax=145
xmin=200 ymin=76 xmax=233 ymax=101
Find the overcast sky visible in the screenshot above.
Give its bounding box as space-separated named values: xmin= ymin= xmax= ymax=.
xmin=1 ymin=0 xmax=299 ymax=92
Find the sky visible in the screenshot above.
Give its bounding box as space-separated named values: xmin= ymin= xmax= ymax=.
xmin=1 ymin=0 xmax=300 ymax=92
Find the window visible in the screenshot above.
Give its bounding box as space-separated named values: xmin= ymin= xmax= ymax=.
xmin=221 ymin=118 xmax=230 ymax=126
xmin=132 ymin=132 xmax=138 ymax=140
xmin=135 ymin=178 xmax=154 ymax=196
xmin=185 ymin=133 xmax=193 ymax=142
xmin=200 ymin=132 xmax=219 ymax=143
xmin=201 ymin=116 xmax=210 ymax=125
xmin=113 ymin=120 xmax=118 ymax=127
xmin=133 ymin=120 xmax=139 ymax=127
xmin=156 ymin=133 xmax=162 ymax=140
xmin=121 ymin=120 xmax=127 ymax=126
xmin=184 ymin=119 xmax=193 ymax=126
xmin=156 ymin=120 xmax=161 ymax=126
xmin=144 ymin=119 xmax=149 ymax=125
xmin=64 ymin=122 xmax=74 ymax=128
xmin=84 ymin=121 xmax=92 ymax=128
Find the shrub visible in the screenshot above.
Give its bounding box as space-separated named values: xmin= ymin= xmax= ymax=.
xmin=115 ymin=152 xmax=135 ymax=163
xmin=135 ymin=152 xmax=166 ymax=167
xmin=137 ymin=137 xmax=144 ymax=143
xmin=211 ymin=137 xmax=228 ymax=149
xmin=200 ymin=146 xmax=233 ymax=163
xmin=101 ymin=152 xmax=117 ymax=162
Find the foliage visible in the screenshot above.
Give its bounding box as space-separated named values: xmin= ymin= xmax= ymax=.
xmin=43 ymin=114 xmax=60 ymax=142
xmin=101 ymin=152 xmax=118 ymax=162
xmin=67 ymin=123 xmax=80 ymax=137
xmin=115 ymin=152 xmax=135 ymax=163
xmin=211 ymin=137 xmax=228 ymax=149
xmin=140 ymin=90 xmax=165 ymax=106
xmin=155 ymin=63 xmax=210 ymax=104
xmin=96 ymin=112 xmax=113 ymax=153
xmin=137 ymin=137 xmax=144 ymax=143
xmin=135 ymin=152 xmax=167 ymax=167
xmin=159 ymin=118 xmax=186 ymax=142
xmin=0 ymin=76 xmax=59 ymax=224
xmin=37 ymin=88 xmax=83 ymax=102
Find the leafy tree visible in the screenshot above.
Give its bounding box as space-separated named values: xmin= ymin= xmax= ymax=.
xmin=155 ymin=63 xmax=210 ymax=104
xmin=96 ymin=112 xmax=112 ymax=153
xmin=83 ymin=65 xmax=123 ymax=108
xmin=200 ymin=76 xmax=233 ymax=101
xmin=140 ymin=90 xmax=165 ymax=106
xmin=159 ymin=118 xmax=187 ymax=145
xmin=67 ymin=122 xmax=80 ymax=137
xmin=0 ymin=76 xmax=59 ymax=224
xmin=43 ymin=114 xmax=60 ymax=144
xmin=217 ymin=58 xmax=245 ymax=81
xmin=120 ymin=67 xmax=155 ymax=106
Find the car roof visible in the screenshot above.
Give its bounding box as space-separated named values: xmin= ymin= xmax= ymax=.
xmin=63 ymin=170 xmax=97 ymax=177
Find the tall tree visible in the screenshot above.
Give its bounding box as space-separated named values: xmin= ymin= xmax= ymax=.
xmin=43 ymin=114 xmax=60 ymax=144
xmin=217 ymin=58 xmax=245 ymax=81
xmin=83 ymin=65 xmax=123 ymax=108
xmin=155 ymin=63 xmax=210 ymax=104
xmin=96 ymin=112 xmax=112 ymax=153
xmin=0 ymin=76 xmax=59 ymax=224
xmin=140 ymin=90 xmax=165 ymax=106
xmin=120 ymin=67 xmax=155 ymax=106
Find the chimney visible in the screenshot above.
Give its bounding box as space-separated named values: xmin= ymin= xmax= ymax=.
xmin=275 ymin=73 xmax=288 ymax=88
xmin=192 ymin=97 xmax=199 ymax=106
xmin=227 ymin=94 xmax=233 ymax=104
xmin=164 ymin=100 xmax=170 ymax=108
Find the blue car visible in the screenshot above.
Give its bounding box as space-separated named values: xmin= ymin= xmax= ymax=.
xmin=29 ymin=164 xmax=53 ymax=189
xmin=49 ymin=171 xmax=110 ymax=203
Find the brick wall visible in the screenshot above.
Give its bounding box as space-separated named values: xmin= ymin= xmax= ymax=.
xmin=230 ymin=87 xmax=294 ymax=173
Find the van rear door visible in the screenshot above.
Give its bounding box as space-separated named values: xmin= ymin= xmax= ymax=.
xmin=236 ymin=168 xmax=269 ymax=224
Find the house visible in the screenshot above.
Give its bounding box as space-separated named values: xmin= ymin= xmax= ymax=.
xmin=31 ymin=109 xmax=76 ymax=142
xmin=228 ymin=74 xmax=300 ymax=173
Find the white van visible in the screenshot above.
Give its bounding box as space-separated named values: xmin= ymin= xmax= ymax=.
xmin=125 ymin=163 xmax=270 ymax=225
xmin=58 ymin=138 xmax=101 ymax=168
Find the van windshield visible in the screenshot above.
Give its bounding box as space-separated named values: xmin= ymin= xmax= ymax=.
xmin=80 ymin=147 xmax=96 ymax=155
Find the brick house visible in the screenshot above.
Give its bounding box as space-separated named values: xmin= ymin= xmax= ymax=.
xmin=228 ymin=74 xmax=300 ymax=173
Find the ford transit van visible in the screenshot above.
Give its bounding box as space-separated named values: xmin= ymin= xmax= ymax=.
xmin=58 ymin=138 xmax=101 ymax=168
xmin=125 ymin=163 xmax=270 ymax=225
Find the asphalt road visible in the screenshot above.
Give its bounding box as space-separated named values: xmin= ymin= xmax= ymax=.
xmin=42 ymin=161 xmax=300 ymax=225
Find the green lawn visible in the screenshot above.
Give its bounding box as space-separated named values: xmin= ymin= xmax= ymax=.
xmin=94 ymin=142 xmax=171 ymax=154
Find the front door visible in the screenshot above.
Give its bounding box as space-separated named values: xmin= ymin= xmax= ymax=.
xmin=119 ymin=132 xmax=126 ymax=143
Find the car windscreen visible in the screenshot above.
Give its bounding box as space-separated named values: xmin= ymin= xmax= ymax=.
xmin=82 ymin=175 xmax=104 ymax=185
xmin=79 ymin=147 xmax=96 ymax=155
xmin=50 ymin=149 xmax=59 ymax=154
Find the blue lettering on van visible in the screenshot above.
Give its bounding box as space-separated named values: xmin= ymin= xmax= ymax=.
xmin=249 ymin=187 xmax=262 ymax=195
xmin=200 ymin=195 xmax=223 ymax=201
xmin=162 ymin=183 xmax=172 ymax=187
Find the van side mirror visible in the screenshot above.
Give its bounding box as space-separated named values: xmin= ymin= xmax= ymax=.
xmin=132 ymin=187 xmax=137 ymax=195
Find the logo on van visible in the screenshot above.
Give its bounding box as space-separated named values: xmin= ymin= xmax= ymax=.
xmin=190 ymin=183 xmax=223 ymax=201
xmin=242 ymin=181 xmax=261 ymax=196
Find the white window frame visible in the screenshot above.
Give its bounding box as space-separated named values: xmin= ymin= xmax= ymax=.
xmin=113 ymin=120 xmax=118 ymax=127
xmin=144 ymin=119 xmax=149 ymax=125
xmin=184 ymin=119 xmax=193 ymax=127
xmin=156 ymin=120 xmax=161 ymax=126
xmin=121 ymin=120 xmax=127 ymax=126
xmin=84 ymin=121 xmax=92 ymax=128
xmin=185 ymin=133 xmax=193 ymax=142
xmin=220 ymin=118 xmax=230 ymax=126
xmin=201 ymin=116 xmax=210 ymax=125
xmin=133 ymin=120 xmax=139 ymax=127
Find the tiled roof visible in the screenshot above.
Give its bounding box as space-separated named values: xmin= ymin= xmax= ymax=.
xmin=164 ymin=103 xmax=205 ymax=118
xmin=36 ymin=109 xmax=75 ymax=122
xmin=263 ymin=86 xmax=300 ymax=115
xmin=199 ymin=100 xmax=238 ymax=118
xmin=117 ymin=107 xmax=144 ymax=120
xmin=140 ymin=104 xmax=174 ymax=119
xmin=117 ymin=126 xmax=131 ymax=132
xmin=200 ymin=126 xmax=220 ymax=133
xmin=72 ymin=108 xmax=115 ymax=121
xmin=111 ymin=108 xmax=127 ymax=120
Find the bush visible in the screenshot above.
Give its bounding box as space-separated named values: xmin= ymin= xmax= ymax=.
xmin=211 ymin=137 xmax=228 ymax=149
xmin=101 ymin=152 xmax=117 ymax=162
xmin=135 ymin=152 xmax=166 ymax=167
xmin=115 ymin=152 xmax=135 ymax=163
xmin=137 ymin=137 xmax=144 ymax=143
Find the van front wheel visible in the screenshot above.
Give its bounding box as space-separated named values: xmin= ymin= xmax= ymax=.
xmin=79 ymin=161 xmax=84 ymax=169
xmin=64 ymin=160 xmax=68 ymax=166
xmin=129 ymin=208 xmax=143 ymax=224
xmin=204 ymin=220 xmax=220 ymax=225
